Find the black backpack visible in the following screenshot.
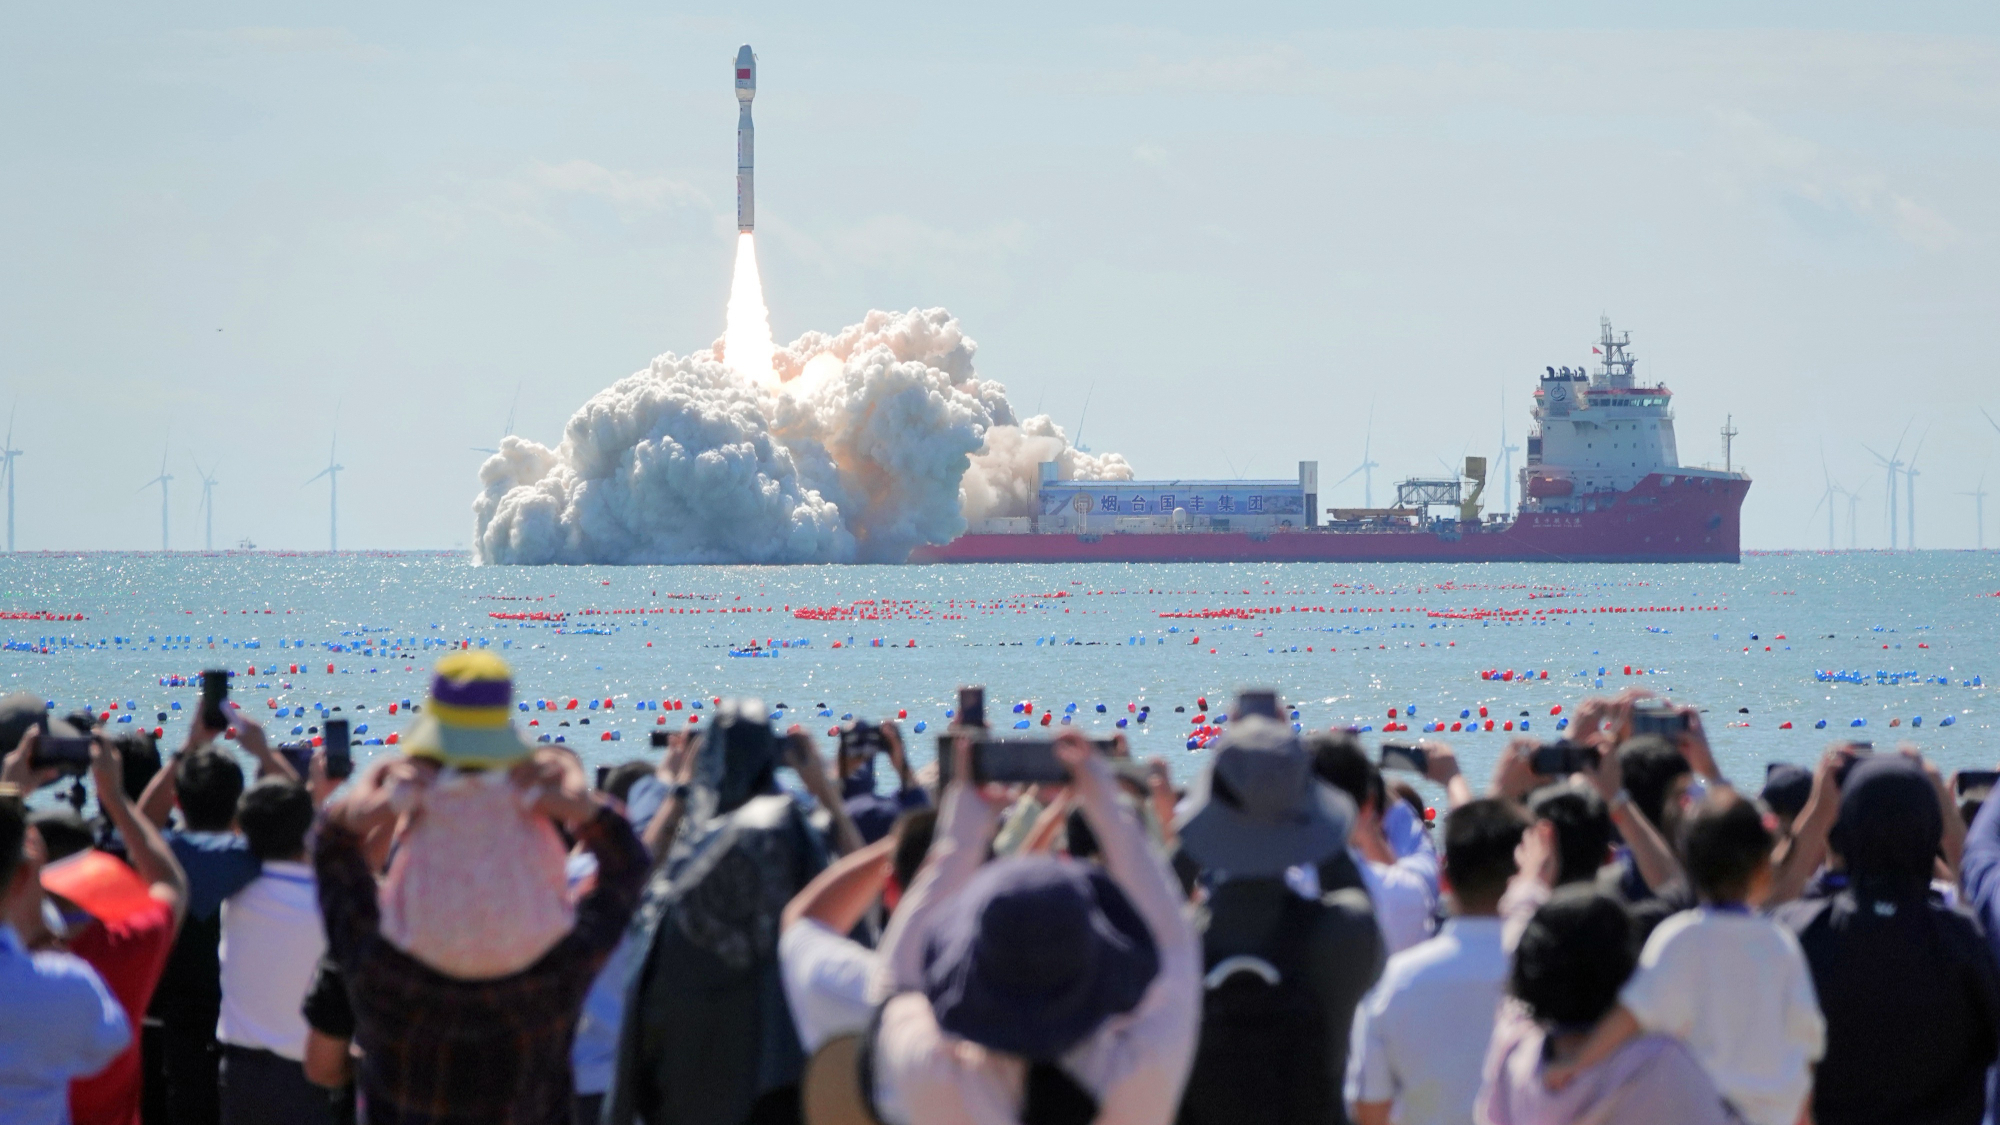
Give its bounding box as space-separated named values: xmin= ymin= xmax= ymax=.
xmin=1177 ymin=891 xmax=1333 ymax=1125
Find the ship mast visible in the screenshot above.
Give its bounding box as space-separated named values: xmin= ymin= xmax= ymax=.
xmin=1721 ymin=415 xmax=1739 ymax=473
xmin=1597 ymin=317 xmax=1635 ymax=388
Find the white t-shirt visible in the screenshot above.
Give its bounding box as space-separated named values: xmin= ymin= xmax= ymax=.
xmin=778 ymin=919 xmax=877 ymax=1055
xmin=1356 ymin=847 xmax=1439 ymax=955
xmin=217 ymin=861 xmax=326 ymax=1061
xmin=1619 ymin=907 xmax=1825 ymax=1125
xmin=1347 ymin=916 xmax=1509 ymax=1125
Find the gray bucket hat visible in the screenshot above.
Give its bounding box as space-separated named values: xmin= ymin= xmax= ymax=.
xmin=1176 ymin=715 xmax=1354 ymax=878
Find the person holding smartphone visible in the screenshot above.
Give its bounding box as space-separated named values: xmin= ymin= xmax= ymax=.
xmin=860 ymin=730 xmax=1199 ymax=1125
xmin=835 ymin=719 xmax=931 ymax=846
xmin=132 ymin=689 xmax=299 ymax=1125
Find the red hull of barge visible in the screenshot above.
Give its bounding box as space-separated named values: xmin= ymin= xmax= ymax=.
xmin=908 ymin=474 xmax=1748 ymax=565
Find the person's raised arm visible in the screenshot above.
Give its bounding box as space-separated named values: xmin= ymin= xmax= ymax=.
xmin=1767 ymin=747 xmax=1849 ymax=908
xmin=524 ymin=748 xmax=644 ymax=953
xmin=91 ymin=733 xmax=188 ymax=928
xmin=1060 ymin=732 xmax=1192 ymax=962
xmin=786 ymin=729 xmax=865 ymax=857
xmin=1674 ymin=707 xmax=1724 ymax=784
xmin=229 ymin=705 xmax=297 ymax=784
xmin=781 ymin=835 xmax=895 ymax=935
xmin=1424 ymin=742 xmax=1475 ymax=810
xmin=1911 ymin=751 xmax=1966 ymax=882
xmin=1488 ymin=737 xmax=1544 ymax=804
xmin=642 ymin=731 xmax=697 ymax=862
xmin=1582 ymin=747 xmax=1683 ymax=893
xmin=1963 ymin=761 xmax=2000 ymax=906
xmin=872 ymin=735 xmax=1005 ymax=998
xmin=136 ymin=751 xmax=179 ymax=828
xmin=882 ymin=721 xmax=918 ymax=793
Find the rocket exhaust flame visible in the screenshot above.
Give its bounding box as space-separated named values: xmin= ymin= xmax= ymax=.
xmin=723 ymin=233 xmax=777 ymax=384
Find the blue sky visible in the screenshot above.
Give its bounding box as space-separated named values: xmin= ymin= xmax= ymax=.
xmin=4 ymin=1 xmax=1999 ymax=550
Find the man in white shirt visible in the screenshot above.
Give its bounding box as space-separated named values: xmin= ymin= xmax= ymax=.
xmin=217 ymin=777 xmax=332 ymax=1125
xmin=778 ymin=808 xmax=935 ymax=1052
xmin=1349 ymin=798 xmax=1527 ymax=1125
xmin=1312 ymin=734 xmax=1468 ymax=954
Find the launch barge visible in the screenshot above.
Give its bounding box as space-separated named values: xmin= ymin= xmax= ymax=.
xmin=910 ymin=321 xmax=1750 ymax=564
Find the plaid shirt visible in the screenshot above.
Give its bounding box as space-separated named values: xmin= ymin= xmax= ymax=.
xmin=315 ymin=807 xmax=646 ymax=1125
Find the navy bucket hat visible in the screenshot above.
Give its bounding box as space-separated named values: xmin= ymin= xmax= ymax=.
xmin=921 ymin=855 xmax=1159 ymax=1061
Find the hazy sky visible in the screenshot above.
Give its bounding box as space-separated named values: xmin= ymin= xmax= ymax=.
xmin=5 ymin=1 xmax=1999 ymax=552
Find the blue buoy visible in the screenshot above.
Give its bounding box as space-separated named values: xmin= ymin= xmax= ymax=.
xmin=912 ymin=721 xmax=927 ymax=733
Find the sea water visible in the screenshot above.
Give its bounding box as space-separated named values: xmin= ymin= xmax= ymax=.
xmin=3 ymin=551 xmax=1994 ymax=802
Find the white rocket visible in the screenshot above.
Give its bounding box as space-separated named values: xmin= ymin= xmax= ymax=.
xmin=735 ymin=44 xmax=755 ymax=232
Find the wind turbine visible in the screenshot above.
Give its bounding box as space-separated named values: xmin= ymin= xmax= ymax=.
xmin=192 ymin=459 xmax=218 ymax=551
xmin=1498 ymin=389 xmax=1521 ymax=514
xmin=1864 ymin=423 xmax=1911 ymax=549
xmin=1904 ymin=433 xmax=1926 ymax=550
xmin=304 ymin=437 xmax=344 ymax=553
xmin=1964 ymin=475 xmax=1989 ymax=551
xmin=471 ymin=383 xmax=523 ymax=455
xmin=1842 ymin=482 xmax=1863 ymax=550
xmin=1811 ymin=450 xmax=1839 ymax=550
xmin=0 ymin=403 xmax=22 ymax=552
xmin=1334 ymin=405 xmax=1381 ymax=508
xmin=139 ymin=447 xmax=172 ymax=552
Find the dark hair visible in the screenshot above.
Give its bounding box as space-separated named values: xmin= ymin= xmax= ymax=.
xmin=237 ymin=778 xmax=315 ymax=861
xmin=891 ymin=807 xmax=938 ymax=894
xmin=110 ymin=732 xmax=162 ymax=804
xmin=1680 ymin=789 xmax=1773 ymax=903
xmin=176 ymin=749 xmax=246 ymax=831
xmin=1617 ymin=736 xmax=1691 ymax=830
xmin=1309 ymin=732 xmax=1379 ymax=813
xmin=30 ymin=808 xmax=93 ymax=863
xmin=1510 ymin=887 xmax=1637 ymax=1027
xmin=1528 ymin=784 xmax=1614 ymax=886
xmin=1443 ymin=799 xmax=1528 ymax=905
xmin=601 ymin=760 xmax=653 ymax=804
xmin=0 ymin=787 xmax=25 ymax=891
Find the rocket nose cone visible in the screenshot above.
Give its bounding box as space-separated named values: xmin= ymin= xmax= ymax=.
xmin=734 ymin=44 xmax=755 ymax=99
xmin=736 ymin=45 xmax=754 ymax=66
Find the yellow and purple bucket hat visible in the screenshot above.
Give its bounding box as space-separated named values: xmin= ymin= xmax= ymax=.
xmin=400 ymin=651 xmax=533 ymax=769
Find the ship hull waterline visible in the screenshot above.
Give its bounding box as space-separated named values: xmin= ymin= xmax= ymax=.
xmin=909 ymin=474 xmax=1748 ymax=565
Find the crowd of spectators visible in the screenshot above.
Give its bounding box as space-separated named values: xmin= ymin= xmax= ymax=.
xmin=5 ymin=655 xmax=2000 ymax=1125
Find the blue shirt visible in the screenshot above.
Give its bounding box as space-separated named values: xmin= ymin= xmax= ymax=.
xmin=1956 ymin=797 xmax=2000 ymax=1125
xmin=0 ymin=923 xmax=131 ymax=1124
xmin=165 ymin=829 xmax=261 ymax=921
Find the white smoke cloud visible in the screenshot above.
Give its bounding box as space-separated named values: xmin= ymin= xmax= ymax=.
xmin=472 ymin=307 xmax=1129 ymax=564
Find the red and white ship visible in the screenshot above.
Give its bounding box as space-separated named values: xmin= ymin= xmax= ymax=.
xmin=910 ymin=320 xmax=1749 ymax=564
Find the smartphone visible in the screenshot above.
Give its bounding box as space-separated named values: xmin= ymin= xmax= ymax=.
xmin=1530 ymin=740 xmax=1597 ymax=776
xmin=1957 ymin=771 xmax=2000 ymax=799
xmin=278 ymin=744 xmax=314 ymax=779
xmin=1629 ymin=705 xmax=1688 ymax=737
xmin=839 ymin=720 xmax=886 ymax=759
xmin=322 ymin=719 xmax=352 ymax=780
xmin=31 ymin=735 xmax=93 ymax=775
xmin=1236 ymin=690 xmax=1280 ymax=720
xmin=1832 ymin=744 xmax=1873 ymax=787
xmin=650 ymin=730 xmax=671 ymax=750
xmin=970 ymin=737 xmax=1115 ymax=784
xmin=957 ymin=685 xmax=986 ymax=728
xmin=200 ymin=669 xmax=231 ymax=731
xmin=1379 ymin=742 xmax=1429 ymax=775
